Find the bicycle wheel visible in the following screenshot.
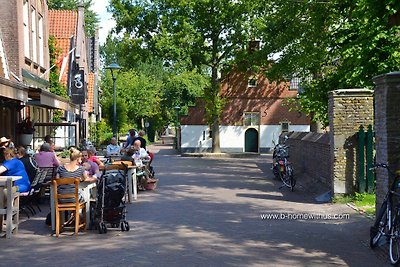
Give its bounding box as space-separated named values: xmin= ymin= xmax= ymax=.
xmin=390 ymin=212 xmax=400 ymax=265
xmin=287 ymin=165 xmax=296 ymax=191
xmin=370 ymin=200 xmax=388 ymax=248
xmin=280 ymin=171 xmax=292 ymax=189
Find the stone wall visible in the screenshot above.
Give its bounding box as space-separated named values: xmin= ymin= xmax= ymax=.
xmin=373 ymin=72 xmax=400 ymax=210
xmin=285 ymin=132 xmax=331 ymax=190
xmin=328 ymin=89 xmax=374 ymax=194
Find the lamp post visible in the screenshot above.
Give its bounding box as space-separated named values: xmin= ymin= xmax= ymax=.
xmin=174 ymin=106 xmax=180 ymax=149
xmin=105 ymin=63 xmax=122 ymax=138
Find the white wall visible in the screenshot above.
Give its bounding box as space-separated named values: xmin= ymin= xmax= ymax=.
xmin=181 ymin=124 xmax=310 ymax=152
xmin=260 ymin=125 xmax=310 ymax=148
xmin=181 ymin=125 xmax=212 ymax=149
xmin=219 ymin=126 xmax=244 ymax=149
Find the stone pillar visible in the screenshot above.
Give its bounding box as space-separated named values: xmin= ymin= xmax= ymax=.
xmin=373 ymin=72 xmax=400 ymax=210
xmin=328 ymin=89 xmax=374 ymax=194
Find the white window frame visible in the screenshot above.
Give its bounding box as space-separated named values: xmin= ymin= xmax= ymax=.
xmin=38 ymin=15 xmax=44 ymax=66
xmin=31 ymin=7 xmax=37 ymax=63
xmin=244 ymin=112 xmax=260 ymax=126
xmin=247 ymin=76 xmax=258 ymax=88
xmin=23 ymin=0 xmax=30 ymax=58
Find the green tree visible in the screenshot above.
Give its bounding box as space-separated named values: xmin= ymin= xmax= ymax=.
xmin=48 ymin=0 xmax=99 ymax=37
xmin=48 ymin=35 xmax=68 ymax=98
xmin=254 ymin=0 xmax=400 ymax=127
xmin=109 ymin=0 xmax=258 ymax=152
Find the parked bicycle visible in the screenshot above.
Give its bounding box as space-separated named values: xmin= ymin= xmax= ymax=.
xmin=271 ymin=136 xmax=296 ymax=191
xmin=370 ymin=163 xmax=400 ymax=265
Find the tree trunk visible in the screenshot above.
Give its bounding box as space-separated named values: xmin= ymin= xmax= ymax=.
xmin=211 ymin=118 xmax=221 ymax=153
xmin=210 ymin=62 xmax=221 ymax=153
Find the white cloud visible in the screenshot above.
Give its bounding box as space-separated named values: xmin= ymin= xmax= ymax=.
xmin=91 ymin=0 xmax=115 ymax=45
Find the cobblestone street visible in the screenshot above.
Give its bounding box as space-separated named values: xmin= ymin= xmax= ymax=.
xmin=0 ymin=143 xmax=389 ymax=266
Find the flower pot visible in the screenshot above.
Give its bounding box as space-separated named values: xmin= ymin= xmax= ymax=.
xmin=19 ymin=134 xmax=33 ymax=146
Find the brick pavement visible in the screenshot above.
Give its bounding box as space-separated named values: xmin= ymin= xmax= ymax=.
xmin=0 ymin=143 xmax=390 ymax=266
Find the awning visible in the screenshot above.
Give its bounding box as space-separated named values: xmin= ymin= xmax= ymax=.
xmin=0 ymin=77 xmax=29 ymax=102
xmin=28 ymin=87 xmax=78 ymax=113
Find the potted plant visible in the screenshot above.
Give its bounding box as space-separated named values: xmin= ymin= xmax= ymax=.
xmin=17 ymin=117 xmax=35 ymax=145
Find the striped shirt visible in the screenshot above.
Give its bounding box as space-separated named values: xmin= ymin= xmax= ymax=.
xmin=56 ymin=165 xmax=84 ymax=203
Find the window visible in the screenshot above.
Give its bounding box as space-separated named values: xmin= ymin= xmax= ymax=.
xmin=244 ymin=112 xmax=260 ymax=126
xmin=289 ymin=77 xmax=301 ymax=90
xmin=23 ymin=0 xmax=29 ymax=58
xmin=31 ymin=8 xmax=37 ymax=63
xmin=248 ymin=76 xmax=257 ymax=87
xmin=289 ymin=75 xmax=312 ymax=92
xmin=281 ymin=122 xmax=289 ymax=133
xmin=38 ymin=15 xmax=44 ymax=66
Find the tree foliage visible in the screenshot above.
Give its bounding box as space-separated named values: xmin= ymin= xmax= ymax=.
xmin=108 ymin=0 xmax=258 ymax=152
xmin=254 ymin=0 xmax=400 ymax=126
xmin=100 ymin=34 xmax=207 ymax=137
xmin=48 ymin=35 xmax=68 ymax=98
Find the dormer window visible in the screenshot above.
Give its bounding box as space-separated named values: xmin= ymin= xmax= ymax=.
xmin=248 ymin=76 xmax=257 ymax=87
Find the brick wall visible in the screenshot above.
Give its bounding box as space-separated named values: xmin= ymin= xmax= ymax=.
xmin=0 ymin=0 xmax=50 ymax=80
xmin=373 ymin=72 xmax=400 ymax=210
xmin=286 ymin=131 xmax=331 ymax=189
xmin=328 ymin=89 xmax=374 ymax=194
xmin=0 ymin=0 xmax=22 ymax=77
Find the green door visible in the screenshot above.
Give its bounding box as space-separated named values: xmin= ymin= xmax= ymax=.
xmin=245 ymin=128 xmax=258 ymax=152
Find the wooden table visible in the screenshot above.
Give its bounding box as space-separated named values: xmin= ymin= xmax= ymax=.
xmin=50 ymin=180 xmax=96 ymax=231
xmin=0 ymin=176 xmax=22 ymax=238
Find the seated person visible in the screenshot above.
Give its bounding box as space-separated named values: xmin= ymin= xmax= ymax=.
xmin=16 ymin=146 xmax=38 ymax=183
xmin=120 ymin=148 xmax=135 ymax=163
xmin=132 ymin=140 xmax=151 ymax=167
xmin=34 ymin=142 xmax=60 ymax=168
xmin=56 ymin=147 xmax=95 ymax=225
xmin=0 ymin=148 xmax=31 ymax=193
xmin=124 ymin=129 xmax=138 ymax=149
xmin=0 ymin=136 xmax=11 ymax=163
xmin=87 ymin=147 xmax=104 ymax=168
xmin=133 ymin=130 xmax=147 ymax=150
xmin=107 ymin=137 xmax=121 ymax=157
xmin=81 ymin=150 xmax=101 ymax=179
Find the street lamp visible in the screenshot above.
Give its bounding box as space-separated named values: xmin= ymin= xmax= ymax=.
xmin=174 ymin=106 xmax=180 ymax=149
xmin=105 ymin=62 xmax=122 ymax=138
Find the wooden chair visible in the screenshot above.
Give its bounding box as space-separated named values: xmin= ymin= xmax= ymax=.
xmin=52 ymin=178 xmax=86 ymax=237
xmin=19 ymin=168 xmax=48 ymax=217
xmin=0 ymin=177 xmax=20 ymax=238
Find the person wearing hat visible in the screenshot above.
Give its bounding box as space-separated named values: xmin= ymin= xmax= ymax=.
xmin=0 ymin=136 xmax=10 ymax=163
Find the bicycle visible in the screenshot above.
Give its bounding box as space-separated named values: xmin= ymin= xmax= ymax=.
xmin=272 ymin=137 xmax=296 ymax=191
xmin=370 ymin=163 xmax=400 ymax=265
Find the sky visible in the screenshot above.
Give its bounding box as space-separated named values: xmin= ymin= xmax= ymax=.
xmin=91 ymin=0 xmax=115 ymax=45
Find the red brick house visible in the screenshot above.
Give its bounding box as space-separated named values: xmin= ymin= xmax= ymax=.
xmin=0 ymin=0 xmax=76 ymax=146
xmin=48 ymin=5 xmax=100 ymax=145
xmin=180 ymin=71 xmax=310 ymax=153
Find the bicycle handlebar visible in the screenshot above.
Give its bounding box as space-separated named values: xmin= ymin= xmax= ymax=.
xmin=369 ymin=163 xmax=400 ymax=178
xmin=369 ymin=163 xmax=388 ymax=170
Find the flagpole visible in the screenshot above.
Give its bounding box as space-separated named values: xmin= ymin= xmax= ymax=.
xmin=39 ymin=47 xmax=75 ymax=78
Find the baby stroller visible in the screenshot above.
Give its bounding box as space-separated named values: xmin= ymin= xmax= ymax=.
xmin=92 ymin=163 xmax=130 ymax=233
